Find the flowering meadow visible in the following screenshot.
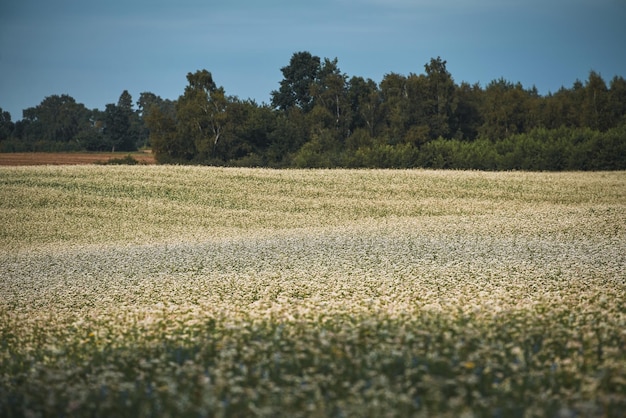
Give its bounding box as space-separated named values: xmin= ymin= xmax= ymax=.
xmin=1 ymin=166 xmax=625 ymax=417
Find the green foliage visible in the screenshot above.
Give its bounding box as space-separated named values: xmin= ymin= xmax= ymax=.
xmin=415 ymin=125 xmax=626 ymax=171
xmin=423 ymin=57 xmax=457 ymax=139
xmin=478 ymin=79 xmax=539 ymax=141
xmin=101 ymin=154 xmax=141 ymax=165
xmin=350 ymin=142 xmax=419 ymax=168
xmin=347 ymin=76 xmax=382 ymax=138
xmin=292 ymin=131 xmax=338 ymax=168
xmin=0 ymin=108 xmax=13 ymax=141
xmin=102 ymin=91 xmax=140 ymax=152
xmin=19 ymin=95 xmax=92 ymax=145
xmin=136 ymin=92 xmax=175 ymax=149
xmin=144 ymin=104 xmax=190 ymax=164
xmin=266 ymin=108 xmax=310 ymax=166
xmin=0 ymin=138 xmax=84 ymax=152
xmin=271 ymin=51 xmax=321 ymax=112
xmin=143 ymin=71 xmax=230 ymax=164
xmin=3 ymin=54 xmax=625 ymax=170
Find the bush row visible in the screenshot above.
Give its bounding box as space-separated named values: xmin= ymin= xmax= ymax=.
xmin=292 ymin=125 xmax=626 ymax=170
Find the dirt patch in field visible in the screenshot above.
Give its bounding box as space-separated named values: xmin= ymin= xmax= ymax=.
xmin=0 ymin=152 xmax=156 ymax=166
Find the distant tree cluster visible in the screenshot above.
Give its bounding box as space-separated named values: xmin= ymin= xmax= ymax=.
xmin=0 ymin=91 xmax=147 ymax=153
xmin=1 ymin=52 xmax=625 ymax=170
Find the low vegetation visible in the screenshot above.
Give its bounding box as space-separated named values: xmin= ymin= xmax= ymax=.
xmin=1 ymin=166 xmax=625 ymax=417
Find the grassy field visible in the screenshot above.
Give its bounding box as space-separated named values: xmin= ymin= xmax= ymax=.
xmin=1 ymin=166 xmax=625 ymax=417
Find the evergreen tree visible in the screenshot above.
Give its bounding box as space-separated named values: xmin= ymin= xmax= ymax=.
xmin=103 ymin=90 xmax=139 ymax=152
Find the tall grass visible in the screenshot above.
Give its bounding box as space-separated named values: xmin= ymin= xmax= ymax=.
xmin=1 ymin=166 xmax=625 ymax=417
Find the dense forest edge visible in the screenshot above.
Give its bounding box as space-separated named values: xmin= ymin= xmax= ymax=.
xmin=1 ymin=52 xmax=625 ymax=170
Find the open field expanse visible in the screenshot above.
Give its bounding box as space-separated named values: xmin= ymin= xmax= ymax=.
xmin=1 ymin=166 xmax=625 ymax=417
xmin=0 ymin=151 xmax=156 ymax=166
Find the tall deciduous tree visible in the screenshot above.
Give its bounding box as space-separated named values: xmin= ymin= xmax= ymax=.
xmin=271 ymin=51 xmax=321 ymax=112
xmin=176 ymin=70 xmax=229 ymax=160
xmin=581 ymin=71 xmax=610 ymax=131
xmin=347 ymin=76 xmax=381 ymax=138
xmin=137 ymin=92 xmax=175 ymax=120
xmin=608 ymin=75 xmax=626 ymax=127
xmin=453 ymin=82 xmax=483 ymax=140
xmin=310 ymin=58 xmax=351 ymax=139
xmin=379 ymin=72 xmax=408 ymax=143
xmin=403 ymin=73 xmax=430 ymax=145
xmin=423 ymin=57 xmax=456 ymax=140
xmin=479 ymin=79 xmax=534 ymax=141
xmin=137 ymin=92 xmax=176 ymax=148
xmin=21 ymin=95 xmax=91 ymax=143
xmin=145 ymin=105 xmax=182 ymax=162
xmin=267 ymin=108 xmax=310 ymax=166
xmin=214 ymin=99 xmax=275 ymax=163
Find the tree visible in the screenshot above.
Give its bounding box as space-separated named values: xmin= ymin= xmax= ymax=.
xmin=608 ymin=75 xmax=626 ymax=127
xmin=271 ymin=51 xmax=321 ymax=112
xmin=379 ymin=72 xmax=409 ymax=143
xmin=145 ymin=104 xmax=184 ymax=163
xmin=377 ymin=58 xmax=457 ymax=146
xmin=146 ymin=69 xmax=234 ymax=163
xmin=541 ymin=88 xmax=569 ymax=130
xmin=0 ymin=108 xmax=14 ymax=141
xmin=223 ymin=99 xmax=275 ymax=163
xmin=347 ymin=76 xmax=382 ymax=138
xmin=118 ymin=90 xmax=133 ymax=112
xmin=423 ymin=57 xmax=456 ymax=139
xmin=309 ymin=58 xmax=351 ymax=141
xmin=479 ymin=79 xmax=535 ymax=141
xmin=176 ymin=70 xmax=229 ymax=161
xmin=137 ymin=92 xmax=176 ymax=148
xmin=102 ymin=90 xmax=139 ymax=152
xmin=403 ymin=73 xmax=430 ymax=145
xmin=453 ymin=82 xmax=483 ymax=140
xmin=74 ymin=108 xmax=107 ymax=151
xmin=21 ymin=95 xmax=91 ymax=144
xmin=137 ymin=92 xmax=175 ymax=120
xmin=266 ymin=107 xmax=310 ymax=166
xmin=103 ymin=103 xmax=129 ymax=152
xmin=137 ymin=92 xmax=160 ymax=117
xmin=581 ymin=71 xmax=610 ymax=131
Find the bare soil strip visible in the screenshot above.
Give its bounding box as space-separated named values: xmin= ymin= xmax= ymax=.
xmin=0 ymin=151 xmax=156 ymax=166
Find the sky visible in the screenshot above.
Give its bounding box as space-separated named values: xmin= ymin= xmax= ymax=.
xmin=1 ymin=0 xmax=625 ymax=120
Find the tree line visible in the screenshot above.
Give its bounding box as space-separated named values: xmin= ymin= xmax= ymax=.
xmin=0 ymin=90 xmax=156 ymax=153
xmin=1 ymin=52 xmax=625 ymax=170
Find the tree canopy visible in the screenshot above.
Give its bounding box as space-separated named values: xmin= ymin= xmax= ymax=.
xmin=1 ymin=51 xmax=625 ymax=170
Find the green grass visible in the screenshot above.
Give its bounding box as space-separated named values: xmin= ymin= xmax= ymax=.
xmin=1 ymin=166 xmax=625 ymax=417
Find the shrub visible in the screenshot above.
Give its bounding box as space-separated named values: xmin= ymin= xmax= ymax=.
xmin=103 ymin=155 xmax=140 ymax=165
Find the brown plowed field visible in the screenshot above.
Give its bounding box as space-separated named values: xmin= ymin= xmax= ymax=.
xmin=0 ymin=152 xmax=156 ymax=166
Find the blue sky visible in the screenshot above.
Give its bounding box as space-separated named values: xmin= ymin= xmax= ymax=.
xmin=1 ymin=0 xmax=625 ymax=119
